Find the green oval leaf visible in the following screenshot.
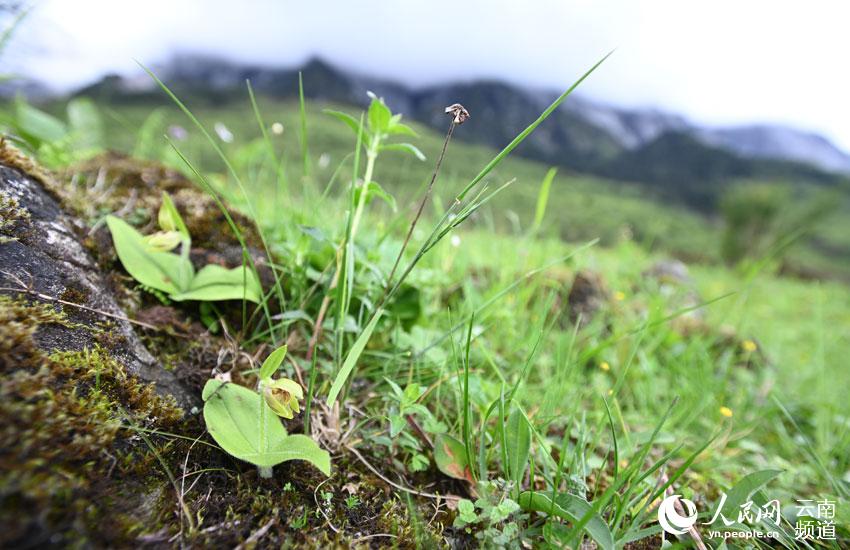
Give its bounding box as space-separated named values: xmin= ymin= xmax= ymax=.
xmin=434 ymin=434 xmax=473 ymax=482
xmin=202 ymin=380 xmax=330 ymax=475
xmin=505 ymin=407 xmax=531 ymax=485
xmin=380 ymin=143 xmax=426 ymax=161
xmin=169 ymin=264 xmax=262 ymax=303
xmin=106 ymin=215 xmax=193 ymax=294
xmin=324 ymin=109 xmax=370 ymax=143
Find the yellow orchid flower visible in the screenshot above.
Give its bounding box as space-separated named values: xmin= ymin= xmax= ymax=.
xmin=144 ymin=230 xmax=183 ymax=252
xmin=262 ymin=378 xmax=304 ymax=419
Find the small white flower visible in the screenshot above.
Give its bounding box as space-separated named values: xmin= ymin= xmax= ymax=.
xmin=168 ymin=125 xmax=188 ymax=141
xmin=318 ymin=153 xmax=331 ymax=169
xmin=214 ymin=122 xmax=234 ymax=143
xmin=271 ymin=122 xmax=284 ymax=135
xmin=450 ymin=235 xmax=461 ymax=247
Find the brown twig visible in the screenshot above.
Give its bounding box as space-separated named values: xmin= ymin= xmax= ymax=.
xmin=313 ymin=478 xmax=341 ymax=533
xmin=0 ymin=283 xmax=162 ymax=332
xmin=381 ymin=118 xmax=458 ymax=305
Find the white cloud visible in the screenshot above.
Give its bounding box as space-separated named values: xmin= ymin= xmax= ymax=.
xmin=6 ymin=0 xmax=850 ymax=150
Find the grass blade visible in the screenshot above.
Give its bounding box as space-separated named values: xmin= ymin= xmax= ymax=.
xmin=326 ymin=309 xmax=383 ymax=407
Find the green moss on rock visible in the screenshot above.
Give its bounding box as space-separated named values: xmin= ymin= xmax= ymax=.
xmin=0 ymin=295 xmax=182 ymax=547
xmin=0 ymin=190 xmax=31 ymax=243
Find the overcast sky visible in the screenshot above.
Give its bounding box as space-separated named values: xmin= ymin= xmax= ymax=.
xmin=5 ymin=0 xmax=850 ymax=150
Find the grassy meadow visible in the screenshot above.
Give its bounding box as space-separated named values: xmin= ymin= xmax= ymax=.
xmin=2 ymin=67 xmax=849 ymax=548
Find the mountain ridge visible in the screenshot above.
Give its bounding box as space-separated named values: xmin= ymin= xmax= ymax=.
xmin=44 ymin=54 xmax=850 ymax=206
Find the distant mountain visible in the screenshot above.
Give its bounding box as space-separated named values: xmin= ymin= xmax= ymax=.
xmin=698 ymin=125 xmax=850 ymax=173
xmin=60 ymin=55 xmax=850 ymax=206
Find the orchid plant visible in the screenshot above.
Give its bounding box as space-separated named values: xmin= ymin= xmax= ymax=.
xmin=202 ymin=345 xmax=330 ymax=478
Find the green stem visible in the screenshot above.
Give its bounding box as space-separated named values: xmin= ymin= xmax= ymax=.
xmin=349 ymin=142 xmax=379 ymax=240
xmin=258 ymin=466 xmax=273 ymax=478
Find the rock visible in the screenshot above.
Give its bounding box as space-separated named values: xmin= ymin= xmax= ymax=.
xmin=567 ymin=270 xmax=610 ymax=326
xmin=642 ymin=259 xmax=693 ymax=285
xmin=0 ymin=152 xmax=195 ymax=409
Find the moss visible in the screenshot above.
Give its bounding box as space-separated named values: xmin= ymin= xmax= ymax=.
xmin=0 ymin=295 xmax=183 ymax=547
xmin=58 ymin=285 xmax=90 ymax=309
xmin=1 ymin=293 xmax=449 ymax=547
xmin=58 ymin=153 xmax=259 ymax=251
xmin=0 ymin=295 xmax=75 ymax=370
xmin=0 ymin=138 xmax=62 ymax=196
xmin=0 ymin=190 xmax=31 ymax=243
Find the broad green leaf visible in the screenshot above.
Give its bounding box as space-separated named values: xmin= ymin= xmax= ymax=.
xmin=721 ymin=469 xmax=783 ymax=519
xmin=66 ymin=97 xmax=104 ymax=151
xmin=133 ymin=108 xmax=166 ymax=159
xmin=389 ymin=414 xmax=406 ymax=437
xmin=158 ymin=192 xmax=190 ymax=239
xmin=434 ymin=434 xmax=473 ymax=482
xmin=242 ymin=434 xmax=331 ymax=476
xmin=380 ymin=142 xmax=426 ymax=161
xmin=202 ymin=380 xmax=330 ymax=475
xmin=170 ymin=264 xmax=262 ymax=303
xmin=518 ymin=491 xmax=614 ymax=550
xmin=505 ymin=407 xmax=531 ymax=485
xmin=367 ymin=97 xmax=392 ymax=133
xmin=15 ymin=99 xmax=67 ymax=144
xmin=106 ymin=215 xmax=192 ymax=294
xmin=326 ymin=309 xmax=383 ymax=407
xmin=259 ymin=345 xmax=288 ymax=381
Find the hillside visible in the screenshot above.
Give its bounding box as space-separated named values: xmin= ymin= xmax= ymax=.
xmin=68 ymin=55 xmax=850 ymax=210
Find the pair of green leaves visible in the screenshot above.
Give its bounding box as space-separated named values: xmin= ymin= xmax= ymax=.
xmin=106 ymin=193 xmax=262 ymax=303
xmin=202 ymin=346 xmax=331 ymax=476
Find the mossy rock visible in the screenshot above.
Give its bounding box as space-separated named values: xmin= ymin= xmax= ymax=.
xmin=0 ymin=146 xmax=193 ymax=407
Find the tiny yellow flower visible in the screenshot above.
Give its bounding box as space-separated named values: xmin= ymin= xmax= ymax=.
xmin=607 ymin=389 xmax=614 ymax=396
xmin=263 ymin=378 xmax=304 ymax=419
xmin=741 ymin=340 xmax=757 ymax=353
xmin=719 ymin=406 xmax=733 ymax=418
xmin=144 ymin=231 xmax=182 ymax=252
xmin=599 ymin=361 xmax=611 ymax=372
xmin=614 ymin=291 xmax=626 ymax=301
